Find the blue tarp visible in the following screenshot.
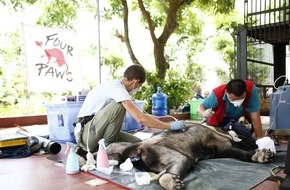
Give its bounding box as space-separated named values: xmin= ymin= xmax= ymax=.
xmin=88 ymin=148 xmax=286 ymax=190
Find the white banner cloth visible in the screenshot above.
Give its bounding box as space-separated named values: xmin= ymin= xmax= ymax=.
xmin=22 ymin=23 xmax=82 ymax=92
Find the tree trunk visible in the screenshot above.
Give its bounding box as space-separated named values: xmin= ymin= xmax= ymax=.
xmin=154 ymin=42 xmax=167 ymax=79
xmin=121 ymin=0 xmax=140 ymax=65
xmin=137 ymin=0 xmax=185 ymax=80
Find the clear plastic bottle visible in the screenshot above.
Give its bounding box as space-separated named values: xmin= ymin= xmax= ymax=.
xmin=152 ymin=86 xmax=168 ymax=116
xmin=65 ymin=142 xmax=80 ymax=174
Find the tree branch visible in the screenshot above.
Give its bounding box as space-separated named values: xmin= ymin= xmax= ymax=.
xmin=121 ymin=0 xmax=140 ymax=65
xmin=138 ymin=0 xmax=187 ymax=46
xmin=158 ymin=1 xmax=185 ymax=45
xmin=138 ymin=0 xmax=158 ymax=44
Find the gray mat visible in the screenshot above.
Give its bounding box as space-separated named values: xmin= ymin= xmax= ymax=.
xmin=88 ymin=150 xmax=286 ymax=190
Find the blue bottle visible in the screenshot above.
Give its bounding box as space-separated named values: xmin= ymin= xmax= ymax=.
xmin=152 ymin=86 xmax=168 ymax=116
xmin=65 ymin=142 xmax=80 ymax=174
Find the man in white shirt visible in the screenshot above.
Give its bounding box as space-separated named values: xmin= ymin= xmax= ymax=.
xmin=74 ymin=64 xmax=185 ymax=153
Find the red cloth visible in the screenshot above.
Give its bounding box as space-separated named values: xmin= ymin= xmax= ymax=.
xmin=207 ymin=80 xmax=254 ymax=126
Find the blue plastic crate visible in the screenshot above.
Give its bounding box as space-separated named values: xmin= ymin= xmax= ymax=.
xmin=121 ymin=100 xmax=145 ymax=132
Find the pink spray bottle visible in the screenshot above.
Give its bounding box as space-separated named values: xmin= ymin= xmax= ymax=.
xmin=65 ymin=142 xmax=80 ymax=174
xmin=97 ymin=138 xmax=109 ymax=168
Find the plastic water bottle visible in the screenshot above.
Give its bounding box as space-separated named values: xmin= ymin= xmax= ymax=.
xmin=152 ymin=86 xmax=168 ymax=116
xmin=65 ymin=142 xmax=80 ymax=174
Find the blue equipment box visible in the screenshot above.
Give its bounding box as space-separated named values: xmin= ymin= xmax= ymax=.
xmin=121 ymin=100 xmax=145 ymax=132
xmin=269 ymin=86 xmax=290 ymax=132
xmin=45 ymin=102 xmax=83 ymax=143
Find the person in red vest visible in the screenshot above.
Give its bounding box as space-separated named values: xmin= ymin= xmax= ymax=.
xmin=197 ymin=79 xmax=263 ymax=139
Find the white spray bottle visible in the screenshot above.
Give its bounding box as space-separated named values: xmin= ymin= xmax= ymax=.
xmin=97 ymin=138 xmax=109 ymax=168
xmin=65 ymin=142 xmax=80 ymax=174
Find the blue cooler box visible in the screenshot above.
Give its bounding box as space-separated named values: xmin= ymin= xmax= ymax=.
xmin=121 ymin=100 xmax=145 ymax=132
xmin=45 ymin=102 xmax=83 ymax=143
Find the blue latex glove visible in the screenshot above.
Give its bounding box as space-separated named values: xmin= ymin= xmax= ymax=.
xmin=170 ymin=121 xmax=185 ymax=131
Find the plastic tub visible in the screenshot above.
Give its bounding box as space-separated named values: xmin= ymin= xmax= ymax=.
xmin=121 ymin=100 xmax=145 ymax=132
xmin=190 ymin=99 xmax=203 ymax=120
xmin=45 ymin=102 xmax=83 ymax=143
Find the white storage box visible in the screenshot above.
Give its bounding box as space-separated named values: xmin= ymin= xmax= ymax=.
xmin=45 ymin=102 xmax=83 ymax=143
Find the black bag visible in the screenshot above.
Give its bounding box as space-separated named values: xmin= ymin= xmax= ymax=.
xmin=222 ymin=120 xmax=258 ymax=150
xmin=0 ymin=145 xmax=32 ymax=158
xmin=223 ymin=120 xmax=252 ymax=138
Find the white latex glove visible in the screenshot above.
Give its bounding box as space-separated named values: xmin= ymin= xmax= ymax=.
xmin=203 ymin=108 xmax=214 ymax=118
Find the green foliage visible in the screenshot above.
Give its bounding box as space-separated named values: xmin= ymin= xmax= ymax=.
xmin=0 ymin=0 xmax=237 ymax=117
xmin=247 ymin=61 xmax=270 ymax=84
xmin=103 ymin=0 xmax=217 ymax=80
xmin=0 ymin=31 xmax=24 ymax=110
xmin=0 ymin=29 xmax=55 ymax=116
xmin=37 ymin=0 xmax=80 ymax=28
xmin=215 ymin=67 xmax=229 ymax=84
xmin=247 ymin=45 xmax=264 ymax=60
xmin=214 ymin=11 xmax=240 ymax=31
xmin=184 ymin=60 xmax=204 ymax=85
xmin=213 ymin=10 xmax=270 ymax=84
xmin=193 ymin=0 xmax=235 ymax=14
xmin=212 ymin=11 xmax=240 ymax=79
xmin=133 ymin=68 xmax=196 ymax=114
xmin=175 ymin=6 xmax=203 ymax=36
xmin=103 ymin=55 xmax=125 ymax=79
xmin=0 ymin=0 xmax=97 ymax=116
xmin=213 ymin=36 xmax=235 ymax=79
xmin=0 ymin=0 xmax=38 ymax=11
xmin=247 ymin=45 xmax=268 ymax=84
xmin=103 ymin=0 xmax=123 ymax=19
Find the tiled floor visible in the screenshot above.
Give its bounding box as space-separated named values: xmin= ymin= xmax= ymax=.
xmin=0 ymin=117 xmax=287 ymax=190
xmin=0 ymin=126 xmax=130 ymax=190
xmin=0 ymin=148 xmax=131 ymax=190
